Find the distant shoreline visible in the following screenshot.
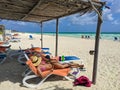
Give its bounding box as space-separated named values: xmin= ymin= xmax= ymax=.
xmin=16 ymin=32 xmax=120 ymax=41
xmin=28 ymin=32 xmax=120 ymax=40
xmin=34 ymin=32 xmax=120 ymax=34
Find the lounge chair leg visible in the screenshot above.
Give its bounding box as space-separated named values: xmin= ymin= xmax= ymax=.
xmin=9 ymin=52 xmax=22 ymax=59
xmin=18 ymin=55 xmax=26 ymax=65
xmin=23 ymin=74 xmax=52 ymax=88
xmin=70 ymin=68 xmax=80 ymax=78
xmin=22 ymin=69 xmax=32 ymax=77
xmin=64 ymin=76 xmax=74 ymax=81
xmin=0 ymin=57 xmax=6 ymax=64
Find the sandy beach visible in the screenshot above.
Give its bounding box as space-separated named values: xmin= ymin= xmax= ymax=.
xmin=0 ymin=33 xmax=120 ymax=90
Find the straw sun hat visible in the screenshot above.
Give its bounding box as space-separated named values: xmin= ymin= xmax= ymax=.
xmin=30 ymin=55 xmax=42 ymax=66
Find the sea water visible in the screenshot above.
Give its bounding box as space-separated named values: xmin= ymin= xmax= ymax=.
xmin=35 ymin=32 xmax=120 ymax=41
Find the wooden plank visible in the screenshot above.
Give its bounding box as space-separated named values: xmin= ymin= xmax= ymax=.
xmin=0 ymin=3 xmax=30 ymax=13
xmin=0 ymin=0 xmax=38 ymax=7
xmin=0 ymin=9 xmax=54 ymax=18
xmin=21 ymin=0 xmax=44 ymax=20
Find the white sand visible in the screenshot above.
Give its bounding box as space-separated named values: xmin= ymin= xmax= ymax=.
xmin=0 ymin=33 xmax=120 ymax=90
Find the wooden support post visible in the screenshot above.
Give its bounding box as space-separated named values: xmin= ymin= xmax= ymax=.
xmin=40 ymin=22 xmax=43 ymax=48
xmin=55 ymin=18 xmax=59 ymax=56
xmin=0 ymin=25 xmax=5 ymax=41
xmin=92 ymin=8 xmax=103 ymax=84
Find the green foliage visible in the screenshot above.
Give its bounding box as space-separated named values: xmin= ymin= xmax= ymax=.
xmin=0 ymin=31 xmax=3 ymax=34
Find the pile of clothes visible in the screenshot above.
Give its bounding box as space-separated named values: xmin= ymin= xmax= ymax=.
xmin=73 ymin=76 xmax=92 ymax=87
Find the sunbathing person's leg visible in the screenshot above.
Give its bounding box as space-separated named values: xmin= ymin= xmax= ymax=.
xmin=69 ymin=62 xmax=84 ymax=68
xmin=52 ymin=62 xmax=84 ymax=69
xmin=53 ymin=63 xmax=70 ymax=69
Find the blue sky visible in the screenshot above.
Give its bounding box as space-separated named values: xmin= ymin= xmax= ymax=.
xmin=0 ymin=0 xmax=120 ymax=33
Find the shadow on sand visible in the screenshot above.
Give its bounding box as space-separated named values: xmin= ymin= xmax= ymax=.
xmin=0 ymin=49 xmax=73 ymax=89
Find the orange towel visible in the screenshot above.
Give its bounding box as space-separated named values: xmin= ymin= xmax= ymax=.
xmin=26 ymin=60 xmax=70 ymax=78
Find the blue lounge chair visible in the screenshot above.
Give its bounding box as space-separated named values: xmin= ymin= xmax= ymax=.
xmin=29 ymin=35 xmax=33 ymax=39
xmin=0 ymin=53 xmax=7 ymax=64
xmin=59 ymin=56 xmax=80 ymax=63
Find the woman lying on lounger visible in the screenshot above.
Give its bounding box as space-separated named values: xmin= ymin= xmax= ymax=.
xmin=29 ymin=51 xmax=84 ymax=76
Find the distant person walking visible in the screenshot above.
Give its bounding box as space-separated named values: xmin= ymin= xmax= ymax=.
xmin=114 ymin=37 xmax=118 ymax=41
xmin=81 ymin=35 xmax=84 ymax=39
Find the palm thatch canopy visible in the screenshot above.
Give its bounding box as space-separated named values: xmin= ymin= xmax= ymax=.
xmin=0 ymin=0 xmax=104 ymax=23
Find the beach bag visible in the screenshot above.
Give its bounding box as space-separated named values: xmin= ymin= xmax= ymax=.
xmin=73 ymin=75 xmax=92 ymax=87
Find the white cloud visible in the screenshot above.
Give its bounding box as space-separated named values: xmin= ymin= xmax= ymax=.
xmin=67 ymin=0 xmax=120 ymax=25
xmin=15 ymin=21 xmax=38 ymax=27
xmin=103 ymin=0 xmax=120 ymax=25
xmin=101 ymin=0 xmax=120 ymax=13
xmin=107 ymin=14 xmax=114 ymax=21
xmin=103 ymin=8 xmax=111 ymax=14
xmin=67 ymin=13 xmax=97 ymax=25
xmin=111 ymin=0 xmax=120 ymax=13
xmin=106 ymin=0 xmax=114 ymax=2
xmin=0 ymin=20 xmax=26 ymax=25
xmin=16 ymin=22 xmax=26 ymax=26
xmin=103 ymin=13 xmax=114 ymax=21
xmin=43 ymin=19 xmax=56 ymax=25
xmin=112 ymin=20 xmax=120 ymax=25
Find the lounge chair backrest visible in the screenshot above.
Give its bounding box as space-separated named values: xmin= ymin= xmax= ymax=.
xmin=24 ymin=52 xmax=39 ymax=75
xmin=24 ymin=52 xmax=52 ymax=78
xmin=0 ymin=48 xmax=6 ymax=52
xmin=26 ymin=60 xmax=38 ymax=75
xmin=0 ymin=42 xmax=4 ymax=44
xmin=0 ymin=45 xmax=11 ymax=52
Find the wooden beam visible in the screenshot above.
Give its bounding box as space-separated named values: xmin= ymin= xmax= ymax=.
xmin=21 ymin=0 xmax=44 ymax=20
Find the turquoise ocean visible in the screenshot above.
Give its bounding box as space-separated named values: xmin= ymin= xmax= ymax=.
xmin=35 ymin=32 xmax=120 ymax=40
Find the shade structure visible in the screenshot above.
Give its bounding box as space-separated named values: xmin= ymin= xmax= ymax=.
xmin=0 ymin=0 xmax=105 ymax=85
xmin=0 ymin=0 xmax=104 ymax=23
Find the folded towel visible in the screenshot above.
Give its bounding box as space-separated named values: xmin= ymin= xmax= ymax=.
xmin=64 ymin=56 xmax=80 ymax=61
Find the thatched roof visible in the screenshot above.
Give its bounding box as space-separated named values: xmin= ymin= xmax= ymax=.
xmin=0 ymin=0 xmax=104 ymax=23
